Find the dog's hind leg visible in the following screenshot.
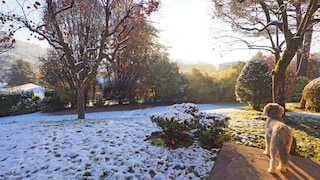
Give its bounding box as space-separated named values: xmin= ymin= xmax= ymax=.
xmin=263 ymin=135 xmax=271 ymax=156
xmin=277 ymin=147 xmax=290 ymax=172
xmin=277 ymin=126 xmax=292 ymax=172
xmin=267 ymin=148 xmax=277 ymax=173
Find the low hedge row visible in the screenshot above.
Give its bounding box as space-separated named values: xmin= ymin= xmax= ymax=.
xmin=0 ymin=91 xmax=39 ymax=116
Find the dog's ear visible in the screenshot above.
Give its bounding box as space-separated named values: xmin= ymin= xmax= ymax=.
xmin=263 ymin=103 xmax=275 ymax=116
xmin=277 ymin=104 xmax=284 ymax=117
xmin=262 ymin=103 xmax=270 ymax=116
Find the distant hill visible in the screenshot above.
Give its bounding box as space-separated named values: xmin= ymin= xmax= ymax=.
xmin=218 ymin=61 xmax=243 ymax=71
xmin=175 ymin=61 xmax=246 ymax=73
xmin=1 ymin=40 xmax=48 ymax=70
xmin=176 ymin=61 xmax=218 ymax=73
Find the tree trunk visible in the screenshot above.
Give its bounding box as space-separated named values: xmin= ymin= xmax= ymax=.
xmin=77 ymin=85 xmax=86 ymax=119
xmin=297 ymin=53 xmax=309 ymax=76
xmin=274 ymin=39 xmax=302 ymax=111
xmin=295 ymin=0 xmax=306 ymax=77
xmin=274 ymin=73 xmax=286 ymax=109
xmin=92 ymin=80 xmax=96 ymax=103
xmin=297 ymin=26 xmax=313 ymax=76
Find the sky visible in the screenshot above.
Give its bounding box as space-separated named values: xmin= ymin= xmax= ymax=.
xmin=151 ymin=0 xmax=320 ymax=66
xmin=4 ymin=0 xmax=320 ymax=67
xmin=151 ymin=0 xmax=257 ymax=66
xmin=5 ymin=0 xmax=259 ymax=66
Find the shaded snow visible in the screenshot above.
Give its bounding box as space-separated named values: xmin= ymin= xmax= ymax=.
xmin=0 ymin=104 xmax=245 ymax=124
xmin=287 ymin=112 xmax=320 ymax=119
xmin=0 ymin=103 xmax=245 ymax=179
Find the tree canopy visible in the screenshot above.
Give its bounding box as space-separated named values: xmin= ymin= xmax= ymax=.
xmin=9 ymin=59 xmax=36 ymax=86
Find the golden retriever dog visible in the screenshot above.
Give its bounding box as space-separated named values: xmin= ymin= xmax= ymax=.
xmin=263 ymin=103 xmax=292 ymax=173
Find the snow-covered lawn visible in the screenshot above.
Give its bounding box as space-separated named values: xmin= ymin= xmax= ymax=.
xmin=0 ymin=104 xmax=244 ymax=179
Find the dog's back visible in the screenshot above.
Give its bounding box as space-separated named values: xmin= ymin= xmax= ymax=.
xmin=263 ymin=103 xmax=293 ymax=173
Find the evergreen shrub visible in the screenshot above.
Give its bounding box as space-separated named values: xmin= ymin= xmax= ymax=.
xmin=289 ymin=76 xmax=309 ymax=102
xmin=196 ymin=113 xmax=231 ymax=149
xmin=40 ymin=90 xmax=66 ymax=112
xmin=94 ymin=97 xmax=105 ymax=108
xmin=235 ymin=59 xmax=271 ymax=110
xmin=150 ymin=103 xmax=230 ymax=149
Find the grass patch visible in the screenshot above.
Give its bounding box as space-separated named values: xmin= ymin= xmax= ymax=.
xmin=227 ymin=111 xmax=265 ymax=149
xmin=286 ymin=102 xmax=302 ymax=112
xmin=285 ymin=115 xmax=320 ymax=160
xmin=226 ymin=106 xmax=320 ymax=161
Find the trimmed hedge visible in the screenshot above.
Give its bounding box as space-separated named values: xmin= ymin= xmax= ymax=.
xmin=302 ymin=77 xmax=320 ymax=112
xmin=0 ymin=91 xmax=39 ymax=116
xmin=40 ymin=90 xmax=66 ymax=112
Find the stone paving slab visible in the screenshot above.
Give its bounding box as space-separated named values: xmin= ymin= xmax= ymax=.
xmin=209 ymin=142 xmax=320 ymax=180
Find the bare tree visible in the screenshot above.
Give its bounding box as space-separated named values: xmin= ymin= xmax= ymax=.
xmin=0 ymin=0 xmax=159 ymax=119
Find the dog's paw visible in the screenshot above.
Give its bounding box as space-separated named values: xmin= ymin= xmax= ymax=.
xmin=276 ymin=166 xmax=286 ymax=172
xmin=267 ymin=168 xmax=275 ymax=173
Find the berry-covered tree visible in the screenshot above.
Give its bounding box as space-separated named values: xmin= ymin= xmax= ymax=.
xmin=0 ymin=31 xmax=14 ymax=54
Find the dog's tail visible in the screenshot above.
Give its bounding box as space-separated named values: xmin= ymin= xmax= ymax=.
xmin=278 ymin=126 xmax=292 ymax=146
xmin=278 ymin=143 xmax=291 ymax=171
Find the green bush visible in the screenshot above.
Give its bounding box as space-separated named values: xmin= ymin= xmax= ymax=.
xmin=94 ymin=97 xmax=105 ymax=108
xmin=40 ymin=90 xmax=66 ymax=112
xmin=150 ymin=103 xmax=196 ymax=145
xmin=0 ymin=91 xmax=38 ymax=116
xmin=289 ymin=76 xmax=309 ymax=102
xmin=196 ymin=113 xmax=231 ymax=149
xmin=302 ymin=77 xmax=320 ymax=112
xmin=0 ymin=93 xmax=20 ymax=116
xmin=149 ymin=103 xmax=230 ymax=149
xmin=10 ymin=95 xmax=38 ymax=115
xmin=235 ymin=59 xmax=271 ymax=110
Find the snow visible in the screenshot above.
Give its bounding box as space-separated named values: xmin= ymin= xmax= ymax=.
xmin=152 ymin=109 xmax=195 ymax=123
xmin=287 ymin=112 xmax=320 ymax=119
xmin=0 ymin=104 xmax=244 ymax=179
xmin=151 ymin=103 xmax=199 ymax=124
xmin=1 ymin=83 xmax=45 ymax=99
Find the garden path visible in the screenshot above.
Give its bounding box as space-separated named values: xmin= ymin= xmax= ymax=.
xmin=209 ymin=142 xmax=320 ymax=180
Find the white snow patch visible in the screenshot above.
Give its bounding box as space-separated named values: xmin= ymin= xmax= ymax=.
xmin=0 ymin=103 xmax=246 ymax=179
